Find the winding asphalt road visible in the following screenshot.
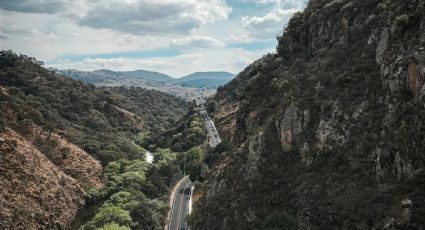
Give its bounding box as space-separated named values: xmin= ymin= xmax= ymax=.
xmin=169 ymin=177 xmax=192 ymax=230
xmin=199 ymin=107 xmax=221 ymax=147
xmin=168 ymin=107 xmax=220 ymax=229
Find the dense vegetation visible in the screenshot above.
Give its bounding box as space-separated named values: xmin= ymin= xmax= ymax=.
xmin=81 ymin=159 xmax=173 ymax=230
xmin=145 ymin=107 xmax=207 ymax=153
xmin=141 ymin=107 xmax=210 ymax=182
xmin=0 ymin=51 xmax=212 ymax=229
xmin=0 ymin=50 xmax=188 ymax=166
xmin=109 ymin=87 xmax=188 ymax=134
xmin=80 ymin=109 xmax=210 ymax=229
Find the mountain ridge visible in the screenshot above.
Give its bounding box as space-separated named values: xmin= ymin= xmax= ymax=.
xmin=192 ymin=0 xmax=425 ymax=229
xmin=53 ymin=68 xmax=235 ymax=89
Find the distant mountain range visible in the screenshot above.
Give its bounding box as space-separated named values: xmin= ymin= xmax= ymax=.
xmin=176 ymin=72 xmax=235 ymax=88
xmin=53 ymin=68 xmax=235 ymax=89
xmin=118 ymin=70 xmax=175 ymax=82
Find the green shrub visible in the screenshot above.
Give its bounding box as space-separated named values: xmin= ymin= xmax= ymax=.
xmin=81 ymin=206 xmax=132 ymax=230
xmin=105 ymin=161 xmax=122 ymax=177
xmin=185 ymin=147 xmax=204 ymax=163
xmin=106 ymin=191 xmax=144 ymax=211
xmin=129 ymin=202 xmax=162 ymax=230
xmin=97 ymin=223 xmax=130 ymax=230
xmin=85 ymin=187 xmax=109 ymax=205
xmin=205 ymin=100 xmax=217 ymax=114
xmin=123 ymin=160 xmax=149 ymax=173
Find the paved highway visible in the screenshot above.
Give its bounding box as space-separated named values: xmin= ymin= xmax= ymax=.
xmin=169 ymin=177 xmax=193 ymax=230
xmin=168 ymin=107 xmax=220 ymax=230
xmin=199 ymin=107 xmax=221 ymax=147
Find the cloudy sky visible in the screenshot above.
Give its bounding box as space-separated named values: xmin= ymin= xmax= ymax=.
xmin=0 ymin=0 xmax=307 ymax=77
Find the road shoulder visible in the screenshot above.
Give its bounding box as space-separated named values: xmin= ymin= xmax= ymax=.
xmin=164 ymin=176 xmax=189 ymax=230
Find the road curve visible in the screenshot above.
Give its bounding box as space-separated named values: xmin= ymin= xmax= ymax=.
xmin=169 ymin=177 xmax=192 ymax=230
xmin=199 ymin=107 xmax=221 ymax=147
xmin=167 ymin=107 xmax=219 ymax=230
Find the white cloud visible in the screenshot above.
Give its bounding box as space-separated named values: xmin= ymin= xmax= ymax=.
xmin=170 ymin=36 xmax=225 ymax=48
xmin=48 ymin=48 xmax=267 ymax=77
xmin=0 ymin=0 xmax=232 ymax=35
xmin=241 ymin=0 xmax=306 ymax=39
xmin=225 ymin=34 xmax=256 ymax=44
xmin=0 ymin=10 xmax=172 ymax=60
xmin=0 ymin=0 xmax=291 ymax=76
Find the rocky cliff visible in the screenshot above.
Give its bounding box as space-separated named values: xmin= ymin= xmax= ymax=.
xmin=0 ymin=129 xmax=102 ymax=229
xmin=193 ymin=0 xmax=425 ymax=229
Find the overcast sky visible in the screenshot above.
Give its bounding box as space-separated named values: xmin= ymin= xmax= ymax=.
xmin=0 ymin=0 xmax=307 ymax=77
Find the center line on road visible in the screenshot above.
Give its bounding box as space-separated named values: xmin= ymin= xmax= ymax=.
xmin=176 ymin=179 xmax=190 ymax=230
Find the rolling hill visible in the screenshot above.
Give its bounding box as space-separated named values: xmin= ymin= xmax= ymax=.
xmin=54 ymin=69 xmax=235 ymax=89
xmin=118 ymin=69 xmax=175 ymax=82
xmin=175 ymin=71 xmax=235 ymax=88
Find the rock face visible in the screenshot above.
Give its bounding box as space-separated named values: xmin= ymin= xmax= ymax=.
xmin=0 ymin=130 xmax=85 ymax=229
xmin=0 ymin=124 xmax=104 ymax=229
xmin=193 ymin=0 xmax=425 ymax=229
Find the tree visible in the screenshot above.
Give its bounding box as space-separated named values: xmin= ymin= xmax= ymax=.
xmin=97 ymin=223 xmax=130 ymax=230
xmin=82 ymin=205 xmax=133 ymax=230
xmin=185 ymin=127 xmax=206 ymax=148
xmin=154 ymin=148 xmax=175 ymax=164
xmin=205 ymin=100 xmax=217 ymax=114
xmin=124 ymin=160 xmax=149 ymax=173
xmin=130 ymin=202 xmax=162 ymax=230
xmin=183 ymin=147 xmax=206 ymax=181
xmin=185 ymin=147 xmax=203 ymax=163
xmin=107 ymin=191 xmax=144 ymax=211
xmin=105 ymin=161 xmax=122 ymax=177
xmin=119 ymin=171 xmax=146 ymax=191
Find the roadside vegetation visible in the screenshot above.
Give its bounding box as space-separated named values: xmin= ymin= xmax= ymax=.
xmin=80 ymin=108 xmax=209 ymax=229
xmin=80 ymin=159 xmax=170 ymax=230
xmin=0 ymin=51 xmax=208 ymax=229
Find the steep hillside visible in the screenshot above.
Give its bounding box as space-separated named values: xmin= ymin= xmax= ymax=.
xmin=109 ymin=86 xmax=188 ymax=133
xmin=0 ymin=51 xmax=189 ymax=229
xmin=54 ymin=69 xmax=175 ymax=84
xmin=193 ymin=0 xmax=425 ymax=230
xmin=0 ymin=129 xmax=88 ymax=229
xmin=1 ymin=51 xmax=188 ymax=165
